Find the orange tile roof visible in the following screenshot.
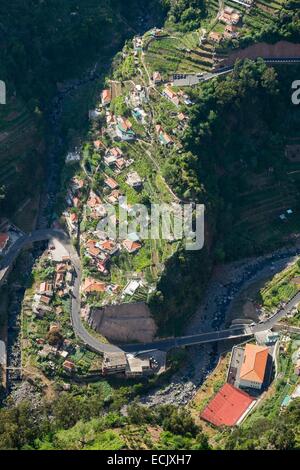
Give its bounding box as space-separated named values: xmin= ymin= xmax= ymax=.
xmin=70 ymin=213 xmax=78 ymax=223
xmin=82 ymin=278 xmax=107 ymax=293
xmin=88 ymin=246 xmax=101 ymax=257
xmin=94 ymin=140 xmax=104 ymax=150
xmin=123 ymin=239 xmax=142 ymax=253
xmin=87 ymin=192 xmax=102 ymax=208
xmin=240 ymin=344 xmax=269 ymax=383
xmin=110 ymin=147 xmax=123 ymax=158
xmin=100 ymin=240 xmax=117 ymax=252
xmin=102 ymin=89 xmax=111 ymax=104
xmin=63 ymin=360 xmax=75 ymax=370
xmin=105 ymin=177 xmax=119 ymax=190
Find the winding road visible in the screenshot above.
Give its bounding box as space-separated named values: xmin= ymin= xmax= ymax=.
xmin=1 ymin=230 xmax=300 ymax=356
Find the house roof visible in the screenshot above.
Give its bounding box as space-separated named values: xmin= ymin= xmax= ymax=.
xmin=117 ymin=117 xmax=132 ymax=132
xmin=178 ymin=112 xmax=187 ymax=121
xmin=102 ymin=89 xmax=111 ymax=103
xmin=200 ymin=383 xmax=255 ymax=427
xmin=70 ymin=213 xmax=78 ymax=223
xmin=110 ymin=147 xmax=123 ymax=158
xmin=87 ymin=192 xmax=102 ymax=208
xmin=208 ymin=31 xmax=222 ymax=42
xmin=240 ymin=344 xmax=269 ymax=383
xmin=87 ymin=245 xmax=101 ymax=257
xmin=40 ymin=282 xmax=53 ymax=293
xmin=123 ymin=239 xmax=142 ymax=253
xmin=94 ymin=140 xmax=104 ymax=150
xmin=82 ymin=278 xmax=107 ymax=293
xmin=103 ymin=352 xmax=127 ymax=368
xmin=105 ymin=177 xmax=119 ymax=190
xmin=115 ymin=158 xmax=126 ymax=170
xmin=162 ymin=133 xmax=173 ymax=144
xmin=153 ymin=71 xmax=162 ymax=82
xmin=99 ymin=240 xmax=117 ymax=252
xmin=63 ymin=360 xmax=75 ymax=370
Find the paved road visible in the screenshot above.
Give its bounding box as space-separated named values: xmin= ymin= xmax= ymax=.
xmin=253 ymin=291 xmax=300 ymax=333
xmin=0 ymin=230 xmax=123 ymax=354
xmin=0 ymin=231 xmax=253 ymax=354
xmin=122 ymin=326 xmax=252 ymax=353
xmin=1 ymin=230 xmax=300 ymax=356
xmin=197 ymin=57 xmax=300 ymax=84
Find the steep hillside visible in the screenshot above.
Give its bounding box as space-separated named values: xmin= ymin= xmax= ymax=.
xmin=0 ymin=0 xmax=167 ymax=222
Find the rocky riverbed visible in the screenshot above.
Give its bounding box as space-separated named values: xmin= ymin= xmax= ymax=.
xmin=139 ymin=241 xmax=300 ymax=407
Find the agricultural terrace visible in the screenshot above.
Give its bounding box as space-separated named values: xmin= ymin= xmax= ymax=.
xmin=258 ymin=260 xmax=300 ymax=327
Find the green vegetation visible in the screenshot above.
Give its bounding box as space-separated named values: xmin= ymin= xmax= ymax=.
xmin=260 ymin=260 xmax=300 ymax=311
xmin=0 ymin=0 xmax=166 ymax=218
xmin=164 ymin=0 xmax=207 ymax=32
xmin=0 ymin=394 xmax=209 ymax=450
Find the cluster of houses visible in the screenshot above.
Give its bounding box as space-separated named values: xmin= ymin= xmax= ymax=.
xmin=162 ymin=85 xmax=193 ymax=107
xmin=102 ymin=93 xmax=136 ymax=143
xmin=64 ymin=176 xmax=85 ymax=235
xmin=36 ymin=333 xmax=77 ymax=376
xmin=32 ymin=257 xmax=75 ymax=317
xmin=103 ymin=147 xmax=133 ymax=173
xmin=81 ymin=277 xmax=118 ymax=297
xmin=61 ymin=38 xmax=193 ymax=308
xmin=126 ymin=84 xmax=149 ymax=108
xmin=208 ymin=7 xmax=242 ymax=44
xmin=219 ymin=6 xmax=241 ymax=26
xmin=81 ymin=227 xmax=143 ymax=280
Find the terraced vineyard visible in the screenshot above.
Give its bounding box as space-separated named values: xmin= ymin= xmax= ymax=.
xmin=0 ymin=96 xmax=43 ymax=215
xmin=226 ymin=163 xmax=300 ymax=257
xmin=144 ymin=34 xmax=214 ymax=79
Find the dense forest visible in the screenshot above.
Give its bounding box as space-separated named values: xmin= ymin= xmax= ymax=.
xmin=0 ymin=0 xmax=166 ymax=105
xmin=0 ymin=392 xmax=299 ymax=450
xmin=0 ymin=0 xmax=167 ymax=216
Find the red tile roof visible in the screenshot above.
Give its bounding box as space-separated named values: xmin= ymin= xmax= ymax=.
xmin=200 ymin=383 xmax=255 ymax=427
xmin=102 ymin=89 xmax=112 ymax=104
xmin=123 ymin=239 xmax=142 ymax=253
xmin=105 ymin=177 xmax=119 ymax=190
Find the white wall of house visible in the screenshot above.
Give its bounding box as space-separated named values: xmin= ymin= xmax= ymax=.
xmin=239 ymin=379 xmax=262 ymax=390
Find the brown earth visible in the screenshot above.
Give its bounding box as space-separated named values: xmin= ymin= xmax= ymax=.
xmin=222 ymin=41 xmax=300 ymax=67
xmin=88 ymin=302 xmax=157 ymax=343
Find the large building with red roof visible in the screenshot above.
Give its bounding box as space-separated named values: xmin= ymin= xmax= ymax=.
xmin=200 ymin=383 xmax=255 ymax=427
xmin=238 ymin=344 xmax=269 ymax=390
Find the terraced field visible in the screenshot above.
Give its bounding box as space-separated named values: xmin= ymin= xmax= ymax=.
xmin=227 ymin=160 xmax=300 ymax=256
xmin=0 ymin=96 xmax=44 ymax=217
xmin=144 ymin=34 xmax=214 ymax=79
xmin=144 ymin=0 xmax=288 ymax=80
